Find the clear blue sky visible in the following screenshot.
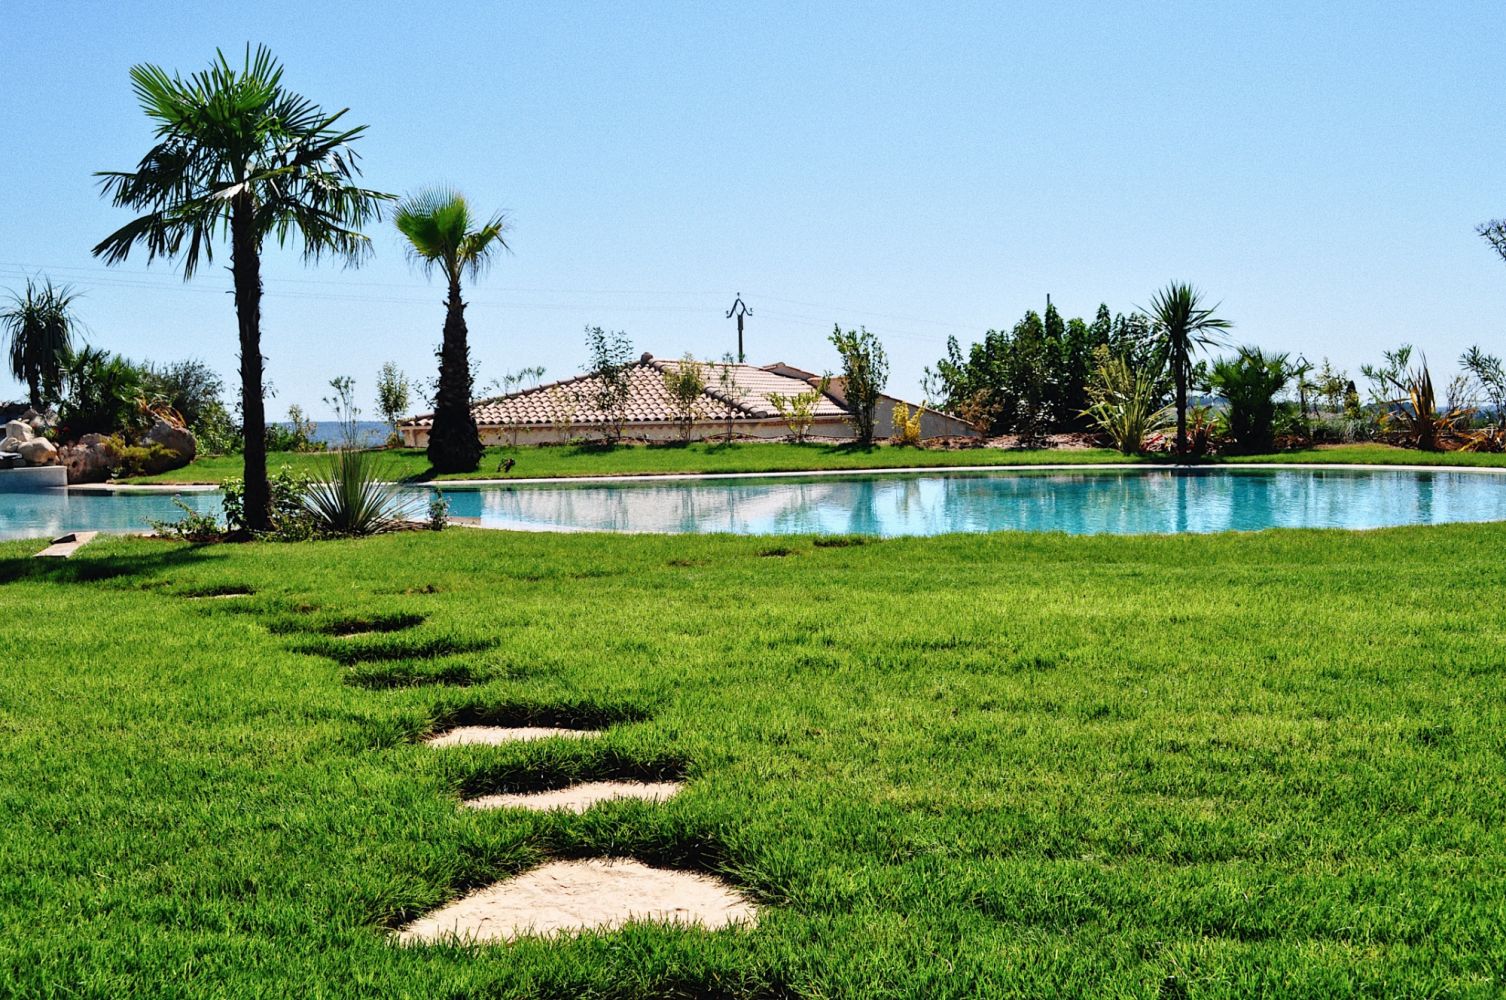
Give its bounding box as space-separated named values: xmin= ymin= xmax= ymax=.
xmin=3 ymin=1 xmax=1505 ymax=418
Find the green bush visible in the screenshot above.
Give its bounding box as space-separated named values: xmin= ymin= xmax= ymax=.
xmin=222 ymin=466 xmax=315 ymax=539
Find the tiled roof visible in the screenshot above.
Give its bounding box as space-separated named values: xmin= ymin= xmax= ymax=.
xmin=401 ymin=358 xmax=847 ymax=428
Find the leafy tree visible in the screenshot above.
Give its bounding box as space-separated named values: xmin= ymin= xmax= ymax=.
xmin=660 ymin=354 xmax=707 ymax=442
xmin=93 ymin=46 xmax=389 ymax=531
xmin=2 ymin=278 xmax=82 ymax=409
xmin=1313 ymin=358 xmax=1349 ymax=414
xmin=143 ymin=358 xmax=222 ymax=429
xmin=582 ymin=326 xmax=635 ymax=443
xmin=393 ymin=188 xmax=508 ymax=472
xmin=374 ymin=362 xmax=411 ymax=443
xmin=829 ymin=325 xmax=889 ymax=446
xmin=711 ymin=353 xmax=748 ymax=443
xmin=1209 ymin=346 xmax=1292 ymax=452
xmin=767 ymin=375 xmax=832 ymax=443
xmin=1145 ymin=283 xmax=1231 ymax=455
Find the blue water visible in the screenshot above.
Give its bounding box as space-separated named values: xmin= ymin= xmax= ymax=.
xmin=0 ymin=490 xmax=224 ymax=542
xmin=5 ymin=469 xmax=1506 ymax=541
xmin=435 ymin=468 xmax=1506 ymax=536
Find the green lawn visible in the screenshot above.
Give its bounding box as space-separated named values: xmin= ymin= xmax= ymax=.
xmin=3 ymin=526 xmax=1502 ymax=997
xmin=121 ymin=441 xmax=1506 ymax=487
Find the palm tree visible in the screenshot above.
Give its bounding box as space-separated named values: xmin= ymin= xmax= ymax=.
xmin=2 ymin=278 xmax=82 ymax=409
xmin=1145 ymin=282 xmax=1231 ymax=456
xmin=92 ymin=46 xmax=390 ymax=531
xmin=394 ymin=188 xmax=509 ymax=472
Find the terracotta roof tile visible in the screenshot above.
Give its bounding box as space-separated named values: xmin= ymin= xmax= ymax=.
xmin=401 ymin=358 xmax=846 ymax=428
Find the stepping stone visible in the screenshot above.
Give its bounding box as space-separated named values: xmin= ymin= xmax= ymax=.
xmin=395 ymin=858 xmax=757 ymax=944
xmin=463 ymin=780 xmax=683 ymax=813
xmin=33 ymin=531 xmax=98 ymax=559
xmin=425 ymin=725 xmax=600 ymax=747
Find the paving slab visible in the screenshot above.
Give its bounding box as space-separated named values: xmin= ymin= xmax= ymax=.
xmin=463 ymin=780 xmax=683 ymax=813
xmin=33 ymin=531 xmax=98 ymax=558
xmin=425 ymin=725 xmax=601 ymax=747
xmin=395 ymin=858 xmax=756 ymax=944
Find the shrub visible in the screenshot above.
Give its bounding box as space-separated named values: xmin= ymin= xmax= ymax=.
xmin=427 ymin=491 xmax=450 ymax=531
xmin=1082 ymin=353 xmax=1171 ymax=455
xmin=375 ymin=362 xmax=411 ymax=445
xmin=222 ymin=466 xmax=314 ymax=537
xmin=109 ymin=438 xmax=181 ymax=477
xmin=891 ymin=401 xmax=924 ymax=446
xmin=57 ymin=346 xmax=146 ymax=439
xmin=266 ymin=404 xmax=323 ymax=452
xmin=148 ymin=497 xmax=223 ymax=543
xmin=1209 ymin=346 xmax=1291 ymax=452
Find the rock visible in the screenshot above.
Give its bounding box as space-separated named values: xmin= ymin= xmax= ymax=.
xmin=18 ymin=438 xmax=58 ymax=466
xmin=60 ymin=434 xmax=121 ymax=484
xmin=23 ymin=443 xmax=59 ymax=467
xmin=22 ymin=409 xmax=49 ymax=433
xmin=142 ymin=420 xmax=196 ymax=471
xmin=4 ymin=420 xmax=31 ymax=442
xmin=0 ymin=435 xmax=26 ymax=454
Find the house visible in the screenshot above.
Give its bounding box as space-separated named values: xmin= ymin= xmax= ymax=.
xmin=397 ymin=355 xmax=979 ymax=446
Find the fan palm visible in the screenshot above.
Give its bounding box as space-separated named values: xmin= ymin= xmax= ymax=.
xmin=394 ymin=188 xmax=509 ymax=472
xmin=1145 ymin=282 xmax=1231 ymax=455
xmin=2 ymin=278 xmax=82 ymax=408
xmin=92 ymin=45 xmax=390 ymax=531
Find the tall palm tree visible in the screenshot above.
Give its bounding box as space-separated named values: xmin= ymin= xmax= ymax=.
xmin=92 ymin=46 xmax=390 ymax=531
xmin=1145 ymin=282 xmax=1231 ymax=455
xmin=394 ymin=188 xmax=509 ymax=472
xmin=2 ymin=278 xmax=82 ymax=409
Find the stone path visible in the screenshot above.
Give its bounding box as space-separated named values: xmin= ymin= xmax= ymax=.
xmin=33 ymin=531 xmax=98 ymax=559
xmin=424 ymin=725 xmax=601 ymax=746
xmin=394 ymin=858 xmax=757 ymax=944
xmin=463 ymin=780 xmax=683 ymax=814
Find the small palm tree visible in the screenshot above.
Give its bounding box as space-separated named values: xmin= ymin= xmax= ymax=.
xmin=2 ymin=279 xmax=82 ymax=409
xmin=92 ymin=46 xmax=390 ymax=531
xmin=1145 ymin=283 xmax=1231 ymax=456
xmin=394 ymin=188 xmax=509 ymax=473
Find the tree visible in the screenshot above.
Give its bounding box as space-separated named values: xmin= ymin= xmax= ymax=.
xmin=582 ymin=326 xmax=635 ymax=444
xmin=393 ymin=188 xmax=509 ymax=472
xmin=660 ymin=354 xmax=707 ymax=442
xmin=1145 ymin=283 xmax=1231 ymax=455
xmin=94 ymin=46 xmax=389 ymax=531
xmin=1459 ymin=346 xmax=1506 ymax=431
xmin=829 ymin=325 xmax=889 ymax=446
xmin=767 ymin=375 xmax=831 ymax=443
xmin=711 ymin=354 xmax=748 ymax=444
xmin=375 ymin=362 xmax=411 ymax=444
xmin=2 ymin=278 xmax=82 ymax=409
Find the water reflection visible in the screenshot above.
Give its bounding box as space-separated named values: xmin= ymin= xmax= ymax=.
xmin=440 ymin=469 xmax=1506 ymax=537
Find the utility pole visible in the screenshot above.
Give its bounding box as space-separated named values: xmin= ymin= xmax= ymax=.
xmin=725 ymin=293 xmax=752 ymax=364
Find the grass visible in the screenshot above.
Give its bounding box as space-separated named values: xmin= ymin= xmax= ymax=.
xmin=122 ymin=440 xmax=1506 ymax=487
xmin=2 ymin=526 xmax=1503 ymax=997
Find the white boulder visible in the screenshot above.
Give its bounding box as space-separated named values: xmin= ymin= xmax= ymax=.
xmin=4 ymin=420 xmax=31 ymax=442
xmin=18 ymin=437 xmax=58 ymax=466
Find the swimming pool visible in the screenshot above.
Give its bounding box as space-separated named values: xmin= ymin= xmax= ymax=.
xmin=5 ymin=468 xmax=1506 ymax=541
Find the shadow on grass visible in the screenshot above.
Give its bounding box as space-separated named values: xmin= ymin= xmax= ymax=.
xmin=0 ymin=544 xmax=222 ymax=587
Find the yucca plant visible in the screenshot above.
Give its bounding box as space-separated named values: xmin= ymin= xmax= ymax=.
xmin=301 ymin=376 xmax=419 ymax=536
xmin=1082 ymin=354 xmax=1172 ymax=455
xmin=301 ymin=448 xmax=418 ymax=536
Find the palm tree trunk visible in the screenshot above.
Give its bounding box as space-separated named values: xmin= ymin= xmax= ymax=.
xmin=1174 ymin=358 xmax=1188 ymax=457
xmin=232 ymin=198 xmax=270 ymax=533
xmin=427 ymin=276 xmax=483 ymax=473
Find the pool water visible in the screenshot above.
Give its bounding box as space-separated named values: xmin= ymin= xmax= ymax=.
xmin=0 ymin=489 xmax=224 ymax=542
xmin=4 ymin=469 xmax=1506 ymax=541
xmin=437 ymin=468 xmax=1506 ymax=536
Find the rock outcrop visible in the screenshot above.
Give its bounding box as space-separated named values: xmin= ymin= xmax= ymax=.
xmin=142 ymin=420 xmax=197 ymax=470
xmin=60 ymin=434 xmax=121 ymax=484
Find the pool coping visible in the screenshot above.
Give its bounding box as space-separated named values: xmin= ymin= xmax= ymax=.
xmin=74 ymin=461 xmax=1506 ymax=493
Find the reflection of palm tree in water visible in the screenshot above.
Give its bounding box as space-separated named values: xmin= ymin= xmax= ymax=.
xmin=846 ymin=479 xmax=882 ymax=535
